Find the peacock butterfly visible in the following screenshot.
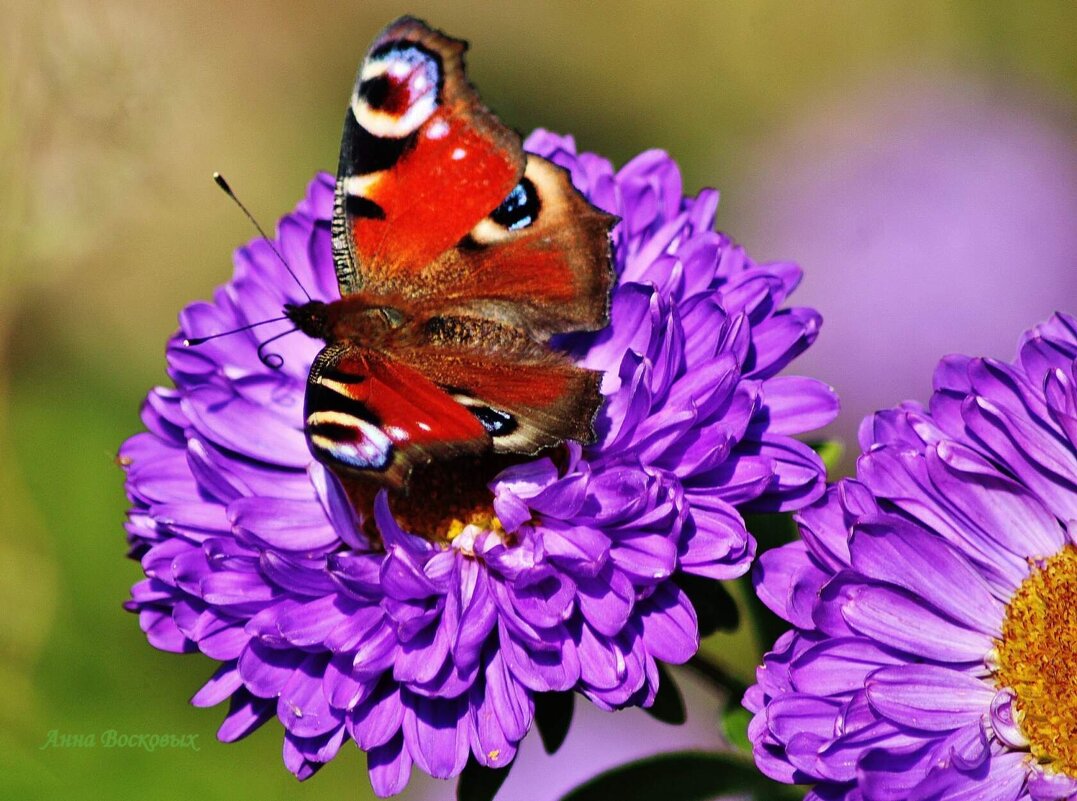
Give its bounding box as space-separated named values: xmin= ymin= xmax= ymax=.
xmin=280 ymin=17 xmax=615 ymax=493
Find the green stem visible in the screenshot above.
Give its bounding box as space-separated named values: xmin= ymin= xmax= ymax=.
xmin=685 ymin=652 xmax=749 ymax=700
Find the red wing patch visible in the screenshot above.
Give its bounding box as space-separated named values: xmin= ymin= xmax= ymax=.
xmin=349 ymin=111 xmax=521 ymax=278
xmin=434 ymin=155 xmax=616 ymax=338
xmin=305 ymin=342 xmax=490 ymax=487
xmin=332 ymin=17 xmax=523 ymax=294
xmin=393 ymin=339 xmax=603 ymax=455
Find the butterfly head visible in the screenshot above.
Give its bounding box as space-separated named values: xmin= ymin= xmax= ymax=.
xmin=284 ymin=300 xmax=331 ymax=340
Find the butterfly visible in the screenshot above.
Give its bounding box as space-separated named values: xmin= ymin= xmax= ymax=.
xmin=281 ymin=16 xmax=615 ymax=490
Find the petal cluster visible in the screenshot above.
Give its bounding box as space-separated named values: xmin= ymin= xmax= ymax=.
xmin=746 ymin=313 xmax=1077 ymax=801
xmin=121 ymin=131 xmax=834 ymax=795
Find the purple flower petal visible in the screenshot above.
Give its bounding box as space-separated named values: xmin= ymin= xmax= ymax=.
xmin=989 ymin=689 xmax=1028 ymax=750
xmin=754 ymin=542 xmax=830 ymax=630
xmin=276 ymin=595 xmax=360 ymax=647
xmin=278 ymin=654 xmax=343 ymax=737
xmin=637 ymin=583 xmax=698 ymax=664
xmin=230 ymin=497 xmax=340 ymax=554
xmin=825 ymin=576 xmax=992 ymax=662
xmin=366 ymin=732 xmax=412 ymax=798
xmin=191 ymin=662 xmax=244 ymax=708
xmin=577 ymin=564 xmax=634 ymax=637
xmin=499 ymin=621 xmax=581 ymax=692
xmin=348 ymin=679 xmax=404 ymax=751
xmin=1027 ymin=765 xmax=1077 ymax=800
xmin=848 ymin=521 xmax=1004 ymax=636
xmin=401 ymin=694 xmax=470 ymax=779
xmin=238 ymin=639 xmax=304 ymax=698
xmin=217 ymin=692 xmax=275 ymax=743
xmin=183 ymin=385 xmax=310 ymax=468
xmin=758 ymin=376 xmax=840 ymax=435
xmin=679 ymin=495 xmax=754 ymax=579
xmin=865 ymin=665 xmax=994 ymax=731
xmin=789 ymin=637 xmax=904 ymax=697
xmin=140 ymin=608 xmax=195 ymax=653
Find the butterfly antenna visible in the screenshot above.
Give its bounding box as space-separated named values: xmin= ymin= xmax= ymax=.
xmin=256 ymin=326 xmax=300 ymax=370
xmin=182 ymin=315 xmax=291 ymax=347
xmin=212 ymin=172 xmax=313 ymax=302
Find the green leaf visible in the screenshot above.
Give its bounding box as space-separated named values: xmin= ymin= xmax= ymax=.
xmin=722 ymin=705 xmax=753 ymax=753
xmin=736 ymin=571 xmax=790 ymax=661
xmin=677 ymin=572 xmax=738 ymax=636
xmin=809 ymin=438 xmax=845 ymax=477
xmin=534 ymin=692 xmax=574 ymax=754
xmin=684 ymin=653 xmax=748 ymax=700
xmin=558 ymin=750 xmax=804 ymax=801
xmin=744 ymin=512 xmax=799 ymax=550
xmin=643 ymin=664 xmax=686 ymax=725
xmin=457 ymin=757 xmax=512 ymax=801
xmin=741 ymin=513 xmax=799 ymax=654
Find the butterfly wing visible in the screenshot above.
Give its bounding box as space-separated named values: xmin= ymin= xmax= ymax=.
xmin=332 ymin=16 xmax=524 ymax=295
xmin=305 ymin=341 xmax=490 ymax=488
xmin=392 ymin=325 xmax=603 ymax=456
xmin=321 ymin=17 xmax=615 ymax=486
xmin=332 ymin=17 xmax=615 ymax=337
xmin=394 ymin=155 xmax=614 ymax=454
xmin=432 ymin=153 xmax=615 ymax=338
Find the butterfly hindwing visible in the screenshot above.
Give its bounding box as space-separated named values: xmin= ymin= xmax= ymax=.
xmin=305 ymin=341 xmax=490 ymax=487
xmin=393 ymin=320 xmax=603 ymax=454
xmin=433 ymin=155 xmax=616 ymax=339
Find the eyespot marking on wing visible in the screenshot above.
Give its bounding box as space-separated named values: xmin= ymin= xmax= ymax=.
xmin=491 ymin=178 xmax=540 ymax=230
xmin=308 ymin=410 xmax=394 ymax=472
xmin=470 ymin=176 xmax=541 ymax=245
xmin=448 ymin=392 xmax=519 ymax=438
xmin=351 ymin=41 xmax=442 ymax=138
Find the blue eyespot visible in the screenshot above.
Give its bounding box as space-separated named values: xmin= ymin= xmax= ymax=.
xmin=469 ymin=406 xmax=517 ymax=436
xmin=490 ymin=178 xmax=540 ymax=231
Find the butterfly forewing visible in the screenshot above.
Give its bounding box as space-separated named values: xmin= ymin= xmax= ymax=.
xmin=332 ymin=17 xmax=524 ymax=294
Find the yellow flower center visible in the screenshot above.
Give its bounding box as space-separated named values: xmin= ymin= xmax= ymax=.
xmin=445 ymin=512 xmax=505 ymax=543
xmin=996 ymin=543 xmax=1077 ymax=774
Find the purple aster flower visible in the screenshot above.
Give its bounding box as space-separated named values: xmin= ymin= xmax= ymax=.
xmin=120 ymin=130 xmax=835 ymax=796
xmin=746 ymin=312 xmax=1077 ymax=800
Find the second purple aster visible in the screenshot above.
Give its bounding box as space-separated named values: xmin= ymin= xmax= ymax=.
xmin=747 ymin=312 xmax=1077 ymax=801
xmin=120 ymin=131 xmax=836 ymax=796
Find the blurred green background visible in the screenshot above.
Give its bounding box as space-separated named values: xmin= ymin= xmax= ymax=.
xmin=3 ymin=1 xmax=1074 ymax=799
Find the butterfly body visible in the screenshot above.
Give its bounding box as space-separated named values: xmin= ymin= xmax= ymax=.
xmin=298 ymin=17 xmax=615 ymax=491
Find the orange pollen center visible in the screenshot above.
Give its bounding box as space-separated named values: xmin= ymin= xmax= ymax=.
xmin=995 ymin=543 xmax=1077 ymax=774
